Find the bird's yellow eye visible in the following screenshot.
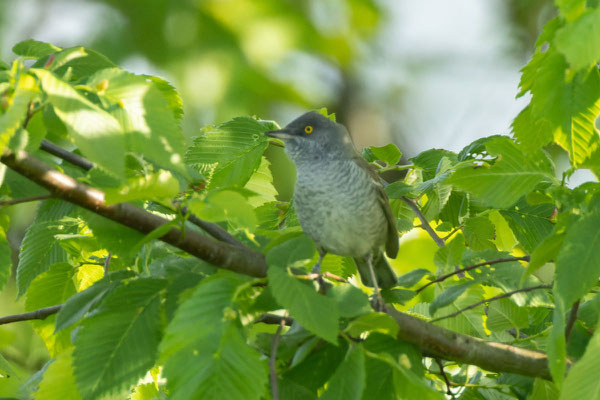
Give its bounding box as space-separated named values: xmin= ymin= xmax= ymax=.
xmin=304 ymin=125 xmax=313 ymax=134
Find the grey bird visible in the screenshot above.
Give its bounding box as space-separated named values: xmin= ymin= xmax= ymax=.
xmin=265 ymin=111 xmax=399 ymax=291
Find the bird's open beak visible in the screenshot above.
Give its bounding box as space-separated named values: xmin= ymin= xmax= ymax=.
xmin=265 ymin=128 xmax=294 ymax=140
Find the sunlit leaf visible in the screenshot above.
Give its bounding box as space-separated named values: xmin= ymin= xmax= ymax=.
xmin=73 ymin=278 xmax=166 ymax=399
xmin=448 ymin=137 xmax=553 ymax=208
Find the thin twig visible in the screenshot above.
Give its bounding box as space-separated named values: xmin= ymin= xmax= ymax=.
xmin=182 ymin=208 xmax=245 ymax=248
xmin=431 ymin=285 xmax=551 ymax=322
xmin=40 ymin=139 xmax=94 ymax=171
xmin=565 ymin=299 xmax=580 ymax=342
xmin=256 ymin=313 xmax=293 ymax=326
xmin=416 ymin=256 xmax=531 ymax=293
xmin=435 ymin=358 xmax=456 ymax=399
xmin=401 ymin=197 xmax=445 ymax=248
xmin=0 ymin=194 xmax=53 ymax=207
xmin=0 ymin=305 xmax=62 ymax=325
xmin=442 ymin=226 xmax=463 ymax=241
xmin=270 ymin=312 xmax=287 ymax=400
xmin=104 ymin=253 xmax=112 ymax=277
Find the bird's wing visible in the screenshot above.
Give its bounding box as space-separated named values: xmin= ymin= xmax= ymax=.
xmin=354 ymin=155 xmax=399 ymax=258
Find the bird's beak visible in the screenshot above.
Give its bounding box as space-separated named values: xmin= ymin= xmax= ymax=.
xmin=265 ymin=128 xmax=294 ymax=140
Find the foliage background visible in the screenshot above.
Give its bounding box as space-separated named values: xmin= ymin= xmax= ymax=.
xmin=3 ymin=0 xmax=598 ymax=398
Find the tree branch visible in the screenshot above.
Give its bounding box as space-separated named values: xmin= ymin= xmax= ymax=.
xmin=38 ymin=141 xmax=245 ymax=250
xmin=416 ymin=256 xmax=531 ymax=293
xmin=384 ymin=303 xmax=558 ymax=380
xmin=0 ymin=194 xmax=54 ymax=207
xmin=0 ymin=305 xmax=62 ymax=325
xmin=40 ymin=139 xmax=94 ymax=170
xmin=565 ymin=299 xmax=580 ymax=342
xmin=1 ymin=149 xmax=268 ymax=278
xmin=430 ymin=285 xmax=551 ymax=323
xmin=401 ymin=197 xmax=445 ymax=247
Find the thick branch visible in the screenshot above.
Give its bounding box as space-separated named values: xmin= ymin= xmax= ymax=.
xmin=0 ymin=305 xmax=62 ymax=325
xmin=1 ymin=149 xmax=267 ymax=278
xmin=384 ymin=304 xmax=557 ymax=380
xmin=416 ymin=256 xmax=531 ymax=293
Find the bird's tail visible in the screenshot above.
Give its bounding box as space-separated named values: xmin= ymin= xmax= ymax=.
xmin=354 ymin=251 xmax=397 ymax=289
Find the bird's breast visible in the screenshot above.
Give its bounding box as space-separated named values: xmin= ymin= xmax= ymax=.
xmin=293 ymin=159 xmax=387 ymax=257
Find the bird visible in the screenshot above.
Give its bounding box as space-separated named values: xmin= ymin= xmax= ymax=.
xmin=265 ymin=111 xmax=399 ymax=296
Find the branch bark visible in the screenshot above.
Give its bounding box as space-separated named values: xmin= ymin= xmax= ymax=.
xmin=1 ymin=149 xmax=267 ymax=278
xmin=0 ymin=148 xmax=564 ymax=381
xmin=0 ymin=305 xmax=62 ymax=325
xmin=384 ymin=305 xmax=556 ymax=380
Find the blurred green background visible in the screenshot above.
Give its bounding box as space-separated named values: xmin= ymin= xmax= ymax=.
xmin=0 ymin=0 xmax=554 ymax=392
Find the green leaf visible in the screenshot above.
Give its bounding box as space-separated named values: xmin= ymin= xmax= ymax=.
xmin=265 ymin=234 xmax=316 ymax=270
xmin=13 ymin=39 xmax=61 ymax=59
xmin=555 ymin=9 xmax=600 ymax=70
xmin=0 ymin=352 xmax=15 ymax=378
xmin=429 ymin=281 xmax=477 ymax=316
xmin=35 ymin=349 xmax=82 ymax=400
xmin=40 ymin=46 xmax=117 ymax=79
xmin=32 ymin=68 xmax=126 ymax=178
xmin=268 ymin=264 xmax=339 ymax=343
xmin=17 ymin=200 xmax=75 ymax=296
xmin=433 ymin=234 xmax=465 ymax=271
xmin=366 ymin=351 xmax=444 ymax=400
xmin=547 ymin=298 xmax=567 ymax=387
xmin=555 ymin=0 xmax=586 ymax=21
xmin=486 ymin=298 xmax=528 ymax=332
xmin=448 ymin=137 xmax=553 ymax=208
xmin=81 ymin=211 xmax=144 ymax=263
xmin=160 ymin=274 xmax=267 ymax=400
xmin=87 ymin=68 xmax=186 ymax=173
xmin=523 ymin=232 xmax=565 ymax=284
xmin=512 ymin=104 xmax=554 ymax=153
xmin=25 ymin=262 xmax=76 ymax=357
xmin=327 ymin=284 xmax=370 ymax=318
xmin=283 ymin=342 xmax=348 ymax=394
xmin=559 ymin=323 xmax=600 ymax=399
xmin=380 ymin=288 xmax=416 ymax=305
xmin=499 ymin=201 xmax=554 ymax=253
xmin=185 ymin=117 xmax=272 ymax=189
xmin=362 ymin=143 xmax=402 ymax=165
xmin=529 ymin=378 xmax=559 ymax=400
xmin=320 ymin=345 xmax=366 ymax=400
xmin=189 ymin=189 xmax=258 ymax=230
xmin=463 ymin=215 xmax=495 ymax=250
xmin=524 ymin=50 xmax=600 ymax=168
xmin=73 ymin=278 xmax=166 ymax=399
xmin=346 ymin=312 xmax=399 ymax=337
xmin=317 ymin=107 xmax=336 ymax=122
xmin=55 ymin=278 xmax=112 ymax=332
xmin=395 ymin=268 xmax=432 ymax=288
xmin=410 ymin=149 xmax=458 ymax=180
xmin=104 ymin=170 xmax=180 ymax=204
xmin=385 ymin=181 xmax=418 ymax=199
xmin=0 ymin=74 xmax=38 ymax=154
xmin=555 ymin=214 xmax=600 ymax=308
xmin=244 ymin=156 xmax=278 ymax=207
xmin=0 ymin=214 xmax=11 ymax=291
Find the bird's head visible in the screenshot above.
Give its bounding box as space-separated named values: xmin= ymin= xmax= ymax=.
xmin=265 ymin=111 xmax=355 ymax=162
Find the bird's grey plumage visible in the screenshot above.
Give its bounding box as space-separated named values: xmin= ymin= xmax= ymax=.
xmin=266 ymin=111 xmax=398 ymax=289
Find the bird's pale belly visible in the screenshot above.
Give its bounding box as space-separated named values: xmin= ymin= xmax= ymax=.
xmin=293 ymin=162 xmax=387 ymax=258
